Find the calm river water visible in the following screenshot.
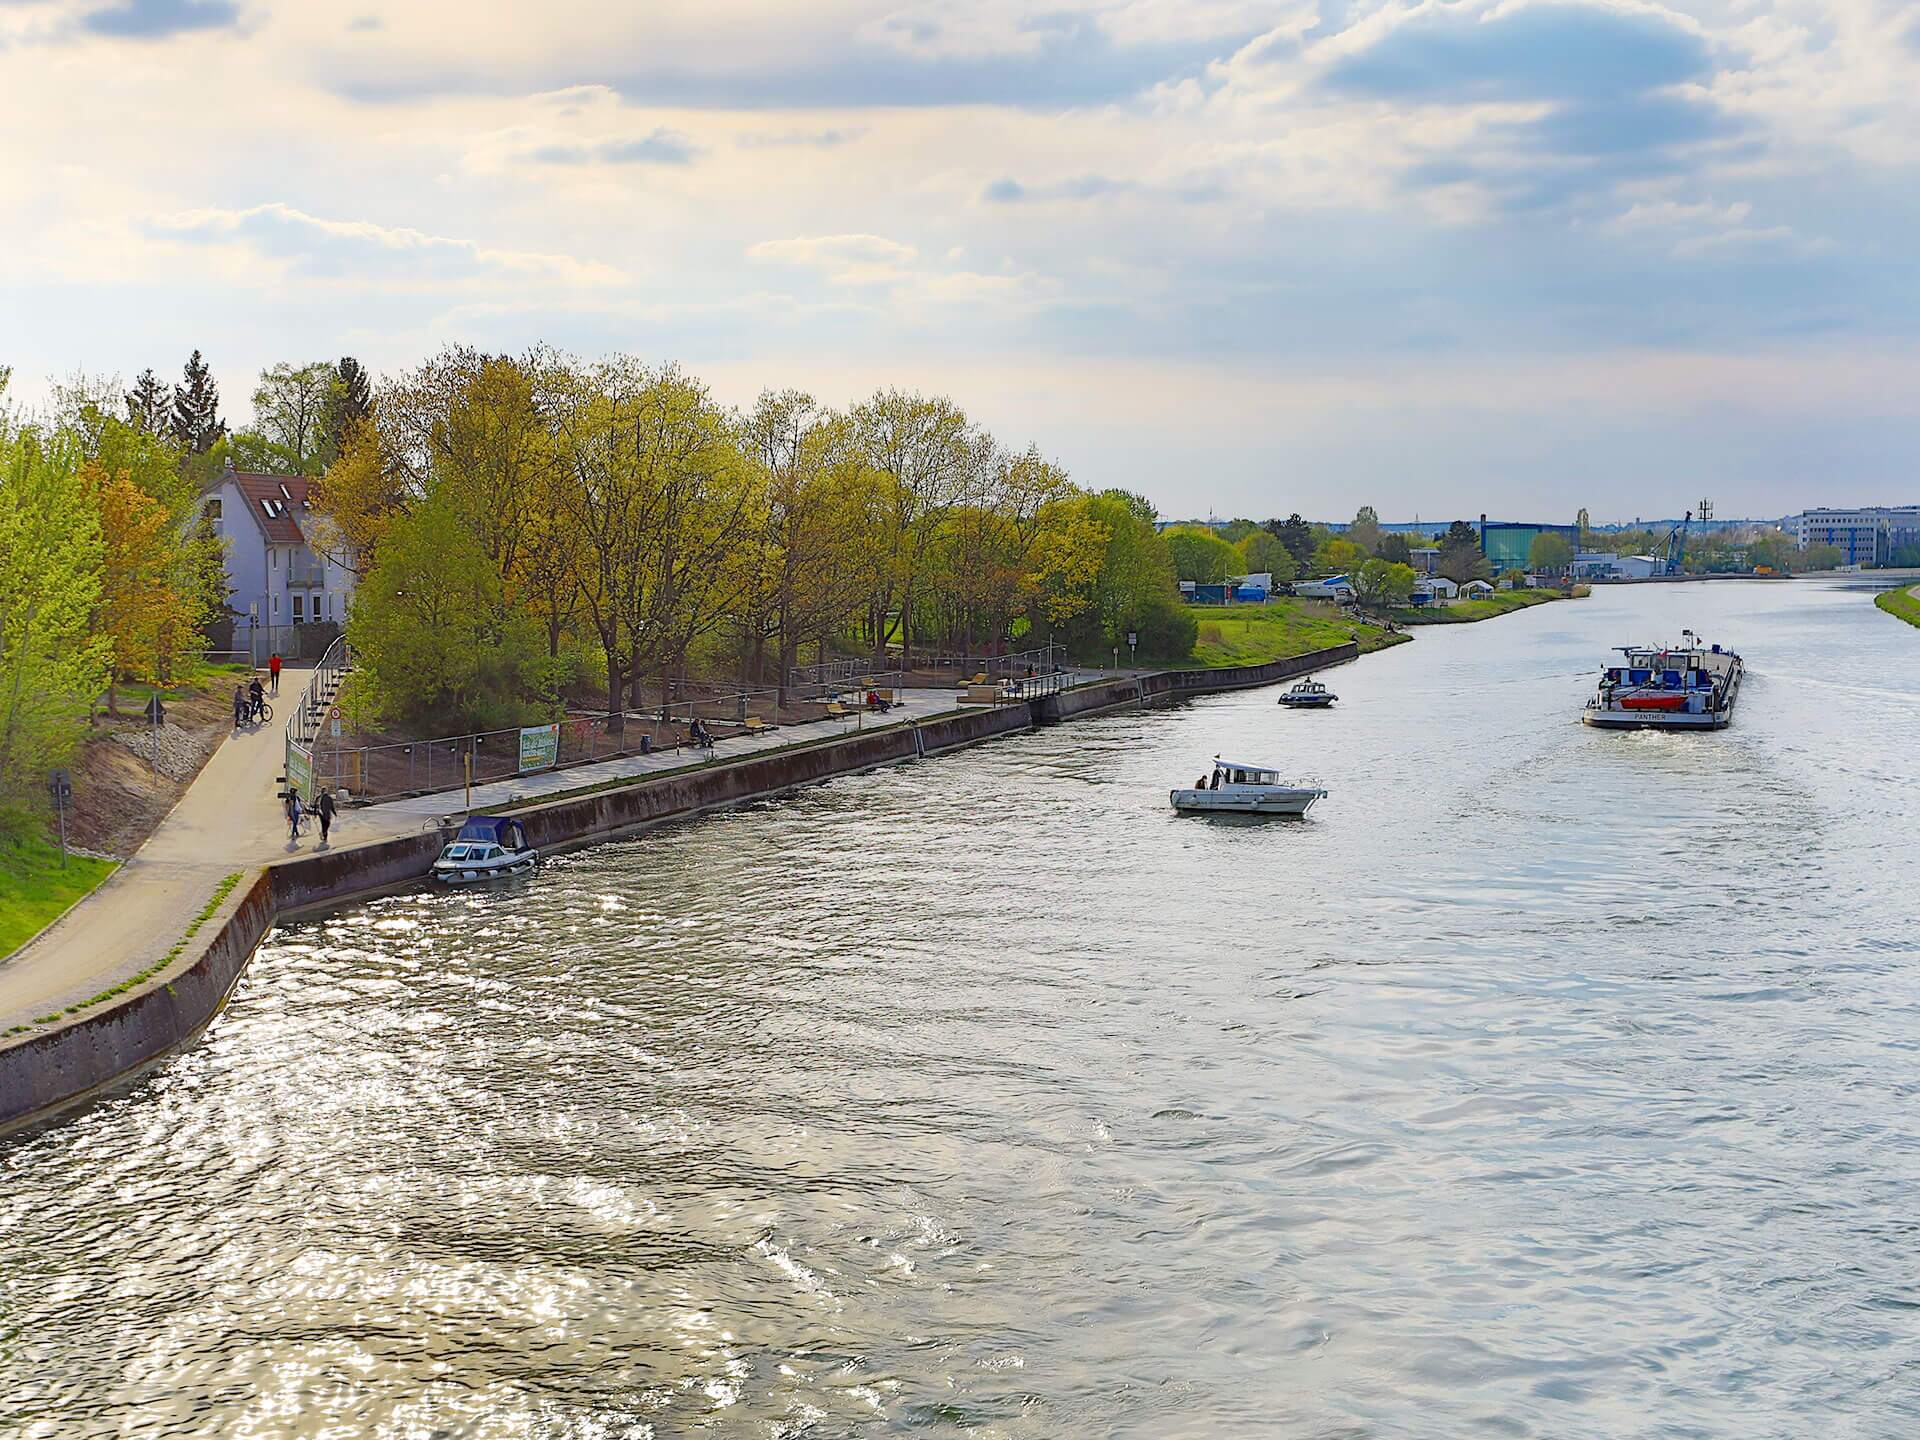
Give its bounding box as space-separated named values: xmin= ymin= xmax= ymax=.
xmin=5 ymin=580 xmax=1920 ymax=1438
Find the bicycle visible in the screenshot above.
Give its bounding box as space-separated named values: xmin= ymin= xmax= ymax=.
xmin=250 ymin=700 xmax=274 ymax=725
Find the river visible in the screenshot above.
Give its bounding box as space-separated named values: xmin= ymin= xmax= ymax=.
xmin=4 ymin=579 xmax=1919 ymax=1438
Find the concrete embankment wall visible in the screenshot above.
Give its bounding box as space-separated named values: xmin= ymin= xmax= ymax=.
xmin=0 ymin=643 xmax=1355 ymax=1136
xmin=0 ymin=871 xmax=274 ymax=1135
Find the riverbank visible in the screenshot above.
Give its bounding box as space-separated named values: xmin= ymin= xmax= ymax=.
xmin=0 ymin=645 xmax=1357 ymax=1136
xmin=0 ymin=839 xmax=116 ymax=962
xmin=1393 ymin=587 xmax=1572 ymax=625
xmin=1173 ymin=600 xmax=1404 ymax=669
xmin=1875 ymin=584 xmax=1920 ymax=629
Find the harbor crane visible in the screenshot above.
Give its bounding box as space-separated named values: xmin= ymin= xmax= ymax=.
xmin=1659 ymin=500 xmax=1711 ymax=575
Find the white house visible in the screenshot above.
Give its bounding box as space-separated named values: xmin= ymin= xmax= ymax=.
xmin=199 ymin=463 xmax=357 ymax=662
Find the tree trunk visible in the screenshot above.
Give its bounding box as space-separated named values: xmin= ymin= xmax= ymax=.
xmin=604 ymin=652 xmax=624 ymax=730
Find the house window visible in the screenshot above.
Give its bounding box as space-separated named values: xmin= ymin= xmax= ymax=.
xmin=293 ymin=594 xmax=304 ymax=624
xmin=271 ymin=549 xmax=278 ymax=568
xmin=272 ymin=594 xmax=280 ymax=617
xmin=205 ymin=498 xmax=222 ymax=520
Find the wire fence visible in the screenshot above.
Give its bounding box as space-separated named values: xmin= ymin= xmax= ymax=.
xmin=790 ymin=643 xmax=1066 ymax=693
xmin=312 ymin=682 xmax=848 ymax=803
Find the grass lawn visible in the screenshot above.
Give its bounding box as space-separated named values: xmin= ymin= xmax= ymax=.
xmin=0 ymin=836 xmax=117 ymax=962
xmin=1393 ymin=589 xmax=1569 ymax=625
xmin=1876 ymin=585 xmax=1920 ymax=629
xmin=1170 ymin=599 xmax=1408 ymax=670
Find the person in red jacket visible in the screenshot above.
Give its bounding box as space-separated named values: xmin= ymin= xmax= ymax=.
xmin=268 ymin=652 xmax=282 ymax=694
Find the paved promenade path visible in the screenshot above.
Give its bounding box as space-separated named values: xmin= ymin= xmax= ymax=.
xmin=0 ymin=675 xmax=1095 ymax=1031
xmin=0 ymin=671 xmax=312 ymax=1031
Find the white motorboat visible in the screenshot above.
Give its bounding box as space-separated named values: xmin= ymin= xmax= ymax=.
xmin=432 ymin=814 xmax=538 ymax=883
xmin=1171 ymin=758 xmax=1327 ymax=816
xmin=1277 ymin=678 xmax=1338 ymax=709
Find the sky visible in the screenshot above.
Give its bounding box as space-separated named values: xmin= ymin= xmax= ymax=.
xmin=2 ymin=0 xmax=1916 ymax=522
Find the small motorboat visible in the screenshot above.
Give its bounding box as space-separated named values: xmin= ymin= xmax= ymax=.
xmin=1171 ymin=758 xmax=1327 ymax=816
xmin=1277 ymin=678 xmax=1338 ymax=709
xmin=432 ymin=814 xmax=538 ymax=883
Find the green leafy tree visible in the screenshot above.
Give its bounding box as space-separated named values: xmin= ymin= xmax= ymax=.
xmin=1268 ymin=513 xmax=1314 ymax=569
xmin=1162 ymin=524 xmax=1239 ymax=583
xmin=251 ymin=361 xmax=338 ymax=474
xmin=1348 ymin=504 xmax=1382 ymax=554
xmin=1374 ymin=532 xmax=1413 ymax=566
xmin=1236 ymin=529 xmax=1297 ymax=583
xmin=1354 ymin=557 xmax=1415 ymax=609
xmin=347 ymin=494 xmax=549 ymax=729
xmin=0 ymin=425 xmax=112 ymax=837
xmin=1528 ymin=531 xmax=1574 ymax=573
xmin=1313 ymin=536 xmax=1368 ymax=577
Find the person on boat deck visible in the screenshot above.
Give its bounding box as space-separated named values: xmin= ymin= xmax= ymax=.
xmin=1196 ymin=775 xmax=1209 ymax=789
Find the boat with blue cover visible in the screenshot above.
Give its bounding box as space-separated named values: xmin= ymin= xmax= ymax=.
xmin=432 ymin=815 xmax=538 ymax=883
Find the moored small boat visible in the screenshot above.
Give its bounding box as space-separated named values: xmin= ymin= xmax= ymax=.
xmin=1171 ymin=758 xmax=1327 ymax=816
xmin=1278 ymin=678 xmax=1338 ymax=709
xmin=432 ymin=814 xmax=538 ymax=883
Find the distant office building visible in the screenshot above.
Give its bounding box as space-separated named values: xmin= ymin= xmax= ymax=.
xmin=1478 ymin=517 xmax=1582 ymax=573
xmin=1409 ymin=547 xmax=1439 ymax=575
xmin=1787 ymin=507 xmax=1920 ymax=565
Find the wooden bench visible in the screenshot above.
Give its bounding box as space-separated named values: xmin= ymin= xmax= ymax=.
xmin=742 ymin=716 xmax=773 ymax=734
xmin=957 ymin=685 xmax=1004 ymax=706
xmin=825 ymin=701 xmax=853 ymax=719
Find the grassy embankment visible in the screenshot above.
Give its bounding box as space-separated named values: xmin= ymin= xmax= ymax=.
xmin=1172 ymin=599 xmax=1409 ymax=669
xmin=0 ymin=837 xmax=117 ymax=962
xmin=1875 ymin=585 xmax=1920 ymax=630
xmin=1392 ymin=588 xmax=1570 ymax=625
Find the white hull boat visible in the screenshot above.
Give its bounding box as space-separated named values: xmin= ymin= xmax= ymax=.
xmin=1278 ymin=678 xmax=1337 ymax=709
xmin=432 ymin=814 xmax=539 ymax=883
xmin=1171 ymin=758 xmax=1327 ymax=816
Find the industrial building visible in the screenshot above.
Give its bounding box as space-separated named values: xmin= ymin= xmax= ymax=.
xmin=1477 ymin=517 xmax=1582 ymax=573
xmin=1785 ymin=507 xmax=1920 ymax=566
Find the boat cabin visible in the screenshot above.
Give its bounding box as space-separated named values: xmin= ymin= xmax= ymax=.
xmin=1205 ymin=760 xmax=1284 ymax=788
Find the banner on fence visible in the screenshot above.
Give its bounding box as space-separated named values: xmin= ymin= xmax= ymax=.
xmin=286 ymin=737 xmax=315 ymax=804
xmin=518 ymin=723 xmax=560 ymax=772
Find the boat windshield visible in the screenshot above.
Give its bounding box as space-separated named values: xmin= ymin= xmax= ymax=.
xmin=443 ymin=844 xmax=473 ymax=861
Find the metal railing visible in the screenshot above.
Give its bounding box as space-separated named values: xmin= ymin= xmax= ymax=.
xmin=790 ymin=642 xmax=1066 ymax=689
xmin=288 ymin=634 xmax=353 ymax=747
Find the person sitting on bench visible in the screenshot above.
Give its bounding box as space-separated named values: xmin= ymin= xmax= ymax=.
xmin=866 ymin=689 xmax=893 ymax=713
xmin=689 ymin=717 xmax=715 ymax=748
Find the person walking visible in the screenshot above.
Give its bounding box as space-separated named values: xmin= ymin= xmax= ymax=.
xmin=284 ymin=788 xmax=302 ymax=843
xmin=315 ymin=787 xmax=336 ymax=847
xmin=268 ymin=653 xmax=282 ymax=695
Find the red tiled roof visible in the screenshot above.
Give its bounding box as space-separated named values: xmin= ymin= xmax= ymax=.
xmin=231 ymin=471 xmax=314 ymax=546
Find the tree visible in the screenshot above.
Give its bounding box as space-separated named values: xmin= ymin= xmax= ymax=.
xmin=1528 ymin=531 xmax=1574 ymax=573
xmin=1437 ymin=520 xmax=1489 ymax=584
xmin=851 ymin=389 xmax=984 ymax=664
xmin=1798 ymin=543 xmax=1844 ymax=572
xmin=1313 ymin=537 xmax=1367 ymax=577
xmin=86 ymin=464 xmax=196 ymax=713
xmin=1162 ymin=524 xmax=1238 ymax=583
xmin=1374 ymin=532 xmax=1413 ymax=566
xmin=1354 ymin=557 xmax=1416 ymax=610
xmin=324 ymin=356 xmax=373 ymax=460
xmin=1270 ymin=513 xmax=1314 ymax=569
xmin=0 ymin=425 xmax=111 ymax=837
xmin=346 ymin=494 xmax=546 ymax=729
xmin=169 ymin=350 xmax=226 ymax=455
xmin=1348 ymin=505 xmax=1382 ymax=554
xmin=251 ymin=361 xmax=337 ymax=473
xmin=1236 ymin=529 xmax=1296 ymax=583
xmin=125 ymin=369 xmax=169 ymax=436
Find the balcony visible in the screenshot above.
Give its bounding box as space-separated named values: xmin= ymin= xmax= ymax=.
xmin=288 ymin=549 xmax=325 ymax=587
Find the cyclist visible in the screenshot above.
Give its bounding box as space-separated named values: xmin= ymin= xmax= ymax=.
xmin=248 ymin=676 xmax=267 ymax=723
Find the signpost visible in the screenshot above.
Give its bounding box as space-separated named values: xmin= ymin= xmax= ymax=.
xmin=48 ymin=769 xmax=72 ymax=866
xmin=517 ymin=723 xmax=560 ymax=773
xmin=285 ymin=737 xmax=315 ymax=805
xmin=1128 ymin=630 xmax=1138 ymax=669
